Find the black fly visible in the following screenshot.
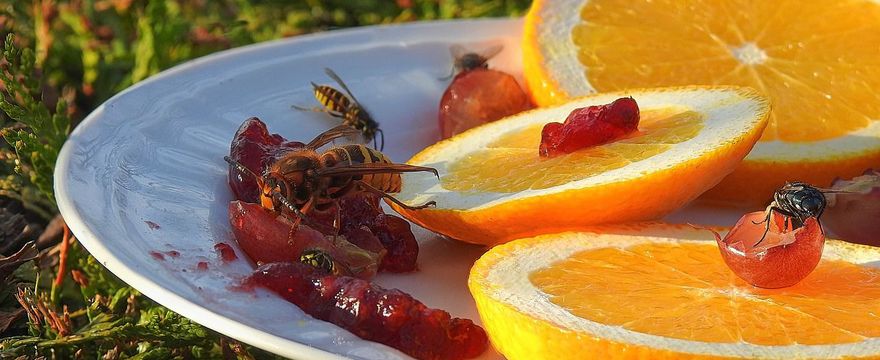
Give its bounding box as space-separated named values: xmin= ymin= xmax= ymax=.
xmin=440 ymin=44 xmax=504 ymax=80
xmin=754 ymin=182 xmax=827 ymax=246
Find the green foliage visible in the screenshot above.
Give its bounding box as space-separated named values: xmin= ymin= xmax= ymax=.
xmin=0 ymin=0 xmax=531 ymax=358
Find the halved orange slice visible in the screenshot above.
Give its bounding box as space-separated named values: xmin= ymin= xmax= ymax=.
xmin=470 ymin=224 xmax=880 ymax=359
xmin=392 ymin=86 xmax=768 ymax=245
xmin=523 ymin=0 xmax=880 ymax=204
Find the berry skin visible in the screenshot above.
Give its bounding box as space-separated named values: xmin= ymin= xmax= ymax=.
xmin=227 ymin=117 xmax=303 ymax=203
xmin=247 ymin=262 xmax=488 ymax=360
xmin=709 ymin=211 xmax=825 ymax=289
xmin=539 ymin=97 xmax=640 ymax=157
xmin=228 ymin=201 xmax=381 ymax=279
xmin=439 ymin=69 xmax=532 ymax=139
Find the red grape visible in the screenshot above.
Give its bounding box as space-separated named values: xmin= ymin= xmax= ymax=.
xmin=439 ymin=69 xmax=532 ymax=139
xmin=709 ymin=211 xmax=825 ymax=288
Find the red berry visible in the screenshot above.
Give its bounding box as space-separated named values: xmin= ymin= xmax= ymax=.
xmin=439 ymin=69 xmax=532 ymax=139
xmin=539 ymin=97 xmax=640 ymax=157
xmin=247 ymin=262 xmax=488 ymax=360
xmin=372 ymin=214 xmax=419 ymax=272
xmin=227 ymin=117 xmax=304 ymax=203
xmin=709 ymin=211 xmax=825 ymax=289
xmin=228 ymin=201 xmax=381 ymax=279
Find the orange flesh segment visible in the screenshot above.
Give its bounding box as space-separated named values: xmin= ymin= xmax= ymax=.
xmin=442 ymin=107 xmax=703 ymax=193
xmin=530 ymin=243 xmax=880 ymax=345
xmin=575 ymin=0 xmax=880 ymax=142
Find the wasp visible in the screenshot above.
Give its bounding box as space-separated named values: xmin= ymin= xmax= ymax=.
xmin=293 ymin=68 xmax=385 ymax=151
xmin=440 ymin=44 xmax=504 ymax=80
xmin=224 ymin=125 xmax=436 ymax=230
xmin=300 ymin=248 xmax=335 ymax=274
xmin=754 ymin=181 xmax=828 ymax=246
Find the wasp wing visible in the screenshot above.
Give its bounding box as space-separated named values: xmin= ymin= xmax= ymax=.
xmin=306 ymin=125 xmax=363 ymax=149
xmin=318 ymin=163 xmax=439 ymax=178
xmin=323 ymin=68 xmax=362 ymax=105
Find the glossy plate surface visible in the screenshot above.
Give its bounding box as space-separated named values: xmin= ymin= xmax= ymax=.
xmin=55 ymin=18 xmax=741 ymax=359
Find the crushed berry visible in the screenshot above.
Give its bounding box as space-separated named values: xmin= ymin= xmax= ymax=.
xmin=166 ymin=250 xmax=180 ymax=258
xmin=371 ymin=214 xmax=419 ymax=272
xmin=227 ymin=117 xmax=304 ymax=203
xmin=214 ymin=243 xmax=239 ymax=262
xmin=228 ymin=201 xmax=381 ymax=279
xmin=247 ymin=262 xmax=488 ymax=360
xmin=539 ymin=97 xmax=640 ymax=157
xmin=226 ymin=119 xmax=421 ymax=275
xmin=439 ymin=69 xmax=532 ymax=139
xmin=707 ymin=211 xmax=825 ymax=288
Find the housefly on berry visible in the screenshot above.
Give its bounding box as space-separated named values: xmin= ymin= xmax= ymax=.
xmin=440 ymin=44 xmax=503 ymax=80
xmin=754 ymin=182 xmax=830 ymax=246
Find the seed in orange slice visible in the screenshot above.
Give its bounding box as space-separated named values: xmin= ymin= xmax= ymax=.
xmin=390 ymin=86 xmax=769 ymax=245
xmin=523 ymin=0 xmax=880 ymax=205
xmin=469 ymin=224 xmax=880 ymax=359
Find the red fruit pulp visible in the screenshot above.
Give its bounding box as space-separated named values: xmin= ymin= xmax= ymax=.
xmin=710 ymin=211 xmax=825 ymax=289
xmin=228 ymin=201 xmax=381 ymax=279
xmin=213 ymin=243 xmax=239 ymax=262
xmin=539 ymin=97 xmax=640 ymax=157
xmin=227 ymin=117 xmax=304 ymax=203
xmin=247 ymin=262 xmax=488 ymax=360
xmin=305 ymin=193 xmax=419 ymax=272
xmin=439 ymin=68 xmax=532 ymax=139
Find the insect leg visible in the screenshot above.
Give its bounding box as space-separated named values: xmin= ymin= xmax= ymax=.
xmin=224 ymin=156 xmax=264 ymax=186
xmin=376 ymin=128 xmax=385 ymax=152
xmin=355 ymin=180 xmax=436 ymax=210
xmin=438 ymin=66 xmax=455 ymax=81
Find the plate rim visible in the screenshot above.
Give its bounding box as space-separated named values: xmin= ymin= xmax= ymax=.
xmin=54 ymin=17 xmax=521 ymax=360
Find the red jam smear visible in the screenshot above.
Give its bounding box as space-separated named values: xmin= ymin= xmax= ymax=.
xmin=246 ymin=262 xmax=488 ymax=360
xmin=196 ymin=261 xmax=209 ymax=271
xmin=709 ymin=211 xmax=825 ymax=289
xmin=539 ymin=97 xmax=640 ymax=157
xmin=439 ymin=68 xmax=532 ymax=139
xmin=149 ymin=251 xmax=165 ymax=261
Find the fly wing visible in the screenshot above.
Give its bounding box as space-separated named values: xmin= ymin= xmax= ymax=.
xmin=449 ymin=44 xmax=468 ymax=60
xmin=477 ymin=44 xmax=504 ymax=61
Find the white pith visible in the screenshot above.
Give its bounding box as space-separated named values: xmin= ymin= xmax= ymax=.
xmin=478 ymin=226 xmax=880 ymax=359
xmin=530 ymin=0 xmax=880 ymax=163
xmin=397 ymin=87 xmax=768 ymax=210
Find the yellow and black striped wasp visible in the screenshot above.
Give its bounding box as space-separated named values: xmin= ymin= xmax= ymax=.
xmin=224 ymin=125 xmax=435 ymax=231
xmin=293 ymin=68 xmax=385 ymax=151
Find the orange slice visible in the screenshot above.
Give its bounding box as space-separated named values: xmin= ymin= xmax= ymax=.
xmin=523 ymin=0 xmax=880 ymax=204
xmin=469 ymin=224 xmax=880 ymax=359
xmin=391 ymin=86 xmax=768 ymax=245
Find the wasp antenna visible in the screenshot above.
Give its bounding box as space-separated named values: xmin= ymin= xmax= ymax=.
xmin=224 ymin=156 xmax=259 ymax=180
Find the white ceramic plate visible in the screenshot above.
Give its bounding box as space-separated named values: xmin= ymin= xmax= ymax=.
xmin=55 ymin=18 xmax=743 ymax=360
